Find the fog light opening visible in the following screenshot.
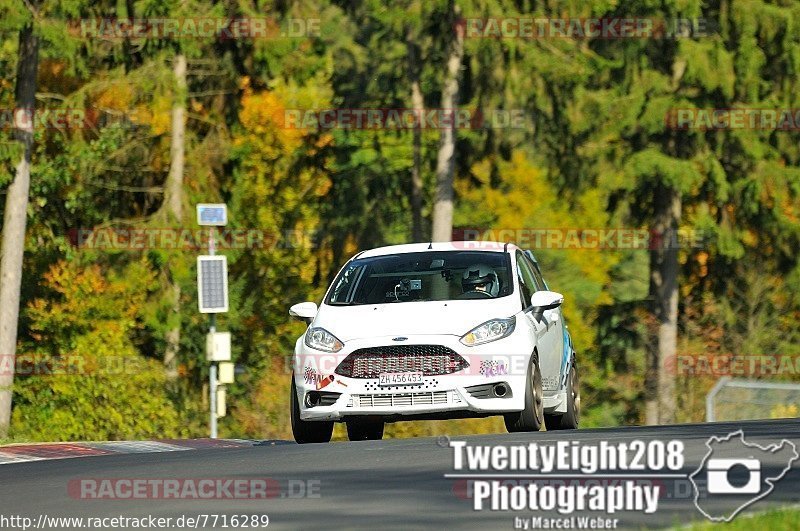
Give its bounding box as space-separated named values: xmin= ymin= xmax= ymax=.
xmin=493 ymin=383 xmax=508 ymax=398
xmin=305 ymin=391 xmax=321 ymax=407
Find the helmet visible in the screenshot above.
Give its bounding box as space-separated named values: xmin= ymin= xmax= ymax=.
xmin=461 ymin=264 xmax=499 ymax=297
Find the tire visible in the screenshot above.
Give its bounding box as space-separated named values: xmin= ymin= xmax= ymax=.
xmin=290 ymin=377 xmax=333 ymax=444
xmin=504 ymin=353 xmax=544 ymax=432
xmin=545 ymin=357 xmax=580 ymax=430
xmin=346 ymin=420 xmax=385 ymax=441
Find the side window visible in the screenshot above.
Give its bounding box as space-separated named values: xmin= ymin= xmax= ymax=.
xmin=524 ymin=255 xmax=545 ymax=291
xmin=328 ymin=264 xmax=363 ymax=303
xmin=532 ymin=264 xmax=548 ymax=291
xmin=515 ymin=252 xmax=535 ymax=309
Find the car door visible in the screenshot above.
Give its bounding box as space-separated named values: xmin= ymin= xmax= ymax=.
xmin=519 ymin=253 xmax=564 ymax=391
xmin=515 ymin=252 xmax=558 ymax=385
xmin=526 ymin=253 xmax=571 ymax=388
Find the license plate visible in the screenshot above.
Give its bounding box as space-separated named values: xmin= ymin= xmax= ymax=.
xmin=379 ymin=372 xmax=424 ymax=386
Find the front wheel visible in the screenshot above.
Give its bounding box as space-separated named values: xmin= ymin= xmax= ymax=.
xmin=290 ymin=377 xmax=333 ymax=444
xmin=545 ymin=357 xmax=580 ymax=430
xmin=504 ymin=354 xmax=544 ymax=432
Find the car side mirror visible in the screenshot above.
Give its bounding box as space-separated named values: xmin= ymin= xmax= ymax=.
xmin=530 ymin=291 xmax=564 ymax=314
xmin=289 ymin=301 xmax=318 ymax=324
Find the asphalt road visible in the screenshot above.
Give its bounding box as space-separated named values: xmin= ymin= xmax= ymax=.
xmin=2 ymin=419 xmax=799 ymax=530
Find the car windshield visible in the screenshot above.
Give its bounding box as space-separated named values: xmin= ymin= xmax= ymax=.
xmin=325 ymin=251 xmax=513 ymax=305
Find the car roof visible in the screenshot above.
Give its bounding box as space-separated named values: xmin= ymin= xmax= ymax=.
xmin=356 ymin=241 xmax=518 ymax=259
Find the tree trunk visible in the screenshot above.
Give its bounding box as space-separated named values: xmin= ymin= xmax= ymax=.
xmin=645 ymin=184 xmax=681 ymax=425
xmin=406 ymin=35 xmax=424 ymax=243
xmin=431 ymin=3 xmax=464 ymax=242
xmin=122 ymin=0 xmax=142 ymax=70
xmin=0 ymin=25 xmax=39 ymax=438
xmin=162 ymin=54 xmax=187 ymax=381
xmin=164 ymin=54 xmax=186 ymax=222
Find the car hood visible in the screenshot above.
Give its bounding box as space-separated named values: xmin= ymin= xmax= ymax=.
xmin=312 ymin=297 xmax=518 ymax=341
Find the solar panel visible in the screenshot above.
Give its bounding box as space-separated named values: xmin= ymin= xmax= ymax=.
xmin=197 ymin=255 xmax=229 ymax=313
xmin=196 ymin=203 xmax=227 ymax=226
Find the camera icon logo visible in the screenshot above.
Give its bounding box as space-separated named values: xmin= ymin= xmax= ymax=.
xmin=690 ymin=430 xmax=798 ymax=522
xmin=706 ymin=458 xmax=760 ymax=494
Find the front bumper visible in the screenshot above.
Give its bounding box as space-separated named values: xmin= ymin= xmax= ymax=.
xmin=293 ymin=333 xmax=532 ymax=421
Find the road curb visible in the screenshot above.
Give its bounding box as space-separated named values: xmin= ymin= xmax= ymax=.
xmin=0 ymin=439 xmax=256 ymax=465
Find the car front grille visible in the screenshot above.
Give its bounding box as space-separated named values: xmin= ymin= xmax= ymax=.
xmin=346 ymin=391 xmax=460 ymax=408
xmin=334 ymin=345 xmax=469 ymax=379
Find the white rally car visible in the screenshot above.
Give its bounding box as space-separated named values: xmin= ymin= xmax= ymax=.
xmin=288 ymin=242 xmax=580 ymax=443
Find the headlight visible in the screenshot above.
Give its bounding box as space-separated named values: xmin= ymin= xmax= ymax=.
xmin=305 ymin=327 xmax=344 ymax=352
xmin=460 ymin=317 xmax=516 ymax=346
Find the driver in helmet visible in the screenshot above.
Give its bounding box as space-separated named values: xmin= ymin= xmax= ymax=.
xmin=460 ymin=264 xmax=500 ymax=298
